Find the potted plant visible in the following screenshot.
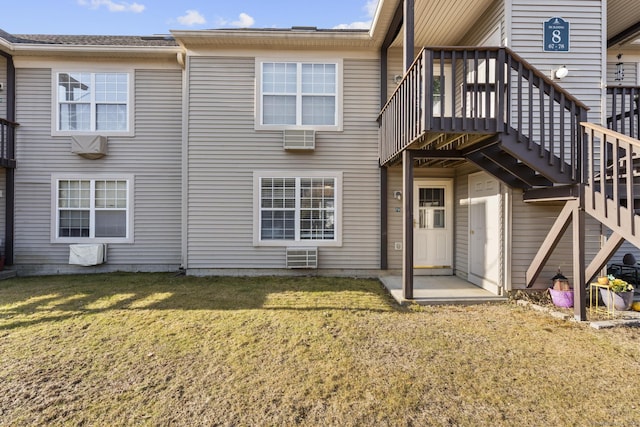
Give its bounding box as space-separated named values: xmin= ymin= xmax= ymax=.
xmin=600 ymin=275 xmax=635 ymax=311
xmin=549 ymin=270 xmax=573 ymax=308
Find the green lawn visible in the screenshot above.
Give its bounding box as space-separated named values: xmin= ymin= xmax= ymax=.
xmin=1 ymin=273 xmax=638 ymax=426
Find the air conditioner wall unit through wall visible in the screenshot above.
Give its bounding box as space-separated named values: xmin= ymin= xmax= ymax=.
xmin=285 ymin=247 xmax=318 ymax=269
xmin=69 ymin=243 xmax=108 ymax=266
xmin=283 ymin=130 xmax=315 ymax=150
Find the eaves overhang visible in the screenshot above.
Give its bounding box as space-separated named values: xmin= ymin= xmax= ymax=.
xmin=6 ymin=43 xmax=182 ymax=60
xmin=171 ymin=28 xmax=375 ymax=51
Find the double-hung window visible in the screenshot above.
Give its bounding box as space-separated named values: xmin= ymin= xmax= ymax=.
xmin=52 ymin=175 xmax=134 ymax=243
xmin=254 ymin=172 xmax=342 ymax=246
xmin=55 ymin=71 xmax=131 ymax=134
xmin=257 ymin=60 xmax=342 ymax=130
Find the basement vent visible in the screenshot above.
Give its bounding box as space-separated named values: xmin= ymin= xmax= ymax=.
xmin=69 ymin=243 xmax=108 ymax=266
xmin=285 ymin=247 xmax=318 ymax=269
xmin=283 ymin=130 xmax=315 ymax=150
xmin=71 ymin=135 xmax=108 ymax=159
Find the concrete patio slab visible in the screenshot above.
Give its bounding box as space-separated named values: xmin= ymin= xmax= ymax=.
xmin=380 ymin=275 xmax=508 ymax=305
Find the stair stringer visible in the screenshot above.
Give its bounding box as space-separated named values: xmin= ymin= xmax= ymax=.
xmin=499 ymin=127 xmax=576 ymax=185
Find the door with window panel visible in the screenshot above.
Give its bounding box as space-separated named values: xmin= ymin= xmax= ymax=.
xmin=413 ymin=180 xmax=453 ymax=272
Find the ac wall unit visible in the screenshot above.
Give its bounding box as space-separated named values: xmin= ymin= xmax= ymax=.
xmin=69 ymin=243 xmax=108 ymax=266
xmin=283 ymin=130 xmax=315 ymax=150
xmin=285 ymin=247 xmax=318 ymax=269
xmin=71 ymin=135 xmax=108 ymax=159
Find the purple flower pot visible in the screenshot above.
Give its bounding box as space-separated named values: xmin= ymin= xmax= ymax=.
xmin=549 ymin=288 xmax=573 ymax=308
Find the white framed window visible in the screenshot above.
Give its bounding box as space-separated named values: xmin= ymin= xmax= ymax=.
xmin=253 ymin=171 xmax=342 ymax=247
xmin=53 ymin=71 xmax=133 ymax=135
xmin=51 ymin=174 xmax=134 ymax=243
xmin=256 ymin=59 xmax=342 ymax=131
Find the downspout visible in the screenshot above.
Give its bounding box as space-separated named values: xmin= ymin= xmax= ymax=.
xmin=178 ymin=50 xmax=188 ymax=272
xmin=1 ymin=51 xmax=15 ymax=266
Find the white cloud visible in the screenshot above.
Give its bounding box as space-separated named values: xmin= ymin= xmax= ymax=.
xmin=333 ymin=0 xmax=378 ymax=30
xmin=365 ymin=0 xmax=378 ymax=17
xmin=231 ymin=12 xmax=255 ymax=28
xmin=333 ymin=21 xmax=371 ymax=30
xmin=216 ymin=12 xmax=255 ymax=28
xmin=177 ymin=10 xmax=206 ymax=26
xmin=77 ymin=0 xmax=145 ymax=13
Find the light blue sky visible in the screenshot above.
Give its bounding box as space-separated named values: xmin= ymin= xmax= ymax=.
xmin=2 ymin=0 xmax=378 ymax=36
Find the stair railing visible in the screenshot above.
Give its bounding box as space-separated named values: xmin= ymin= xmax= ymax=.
xmin=582 ymin=122 xmax=640 ymax=249
xmin=606 ymin=86 xmax=640 ymax=140
xmin=379 ymin=46 xmax=589 ymax=178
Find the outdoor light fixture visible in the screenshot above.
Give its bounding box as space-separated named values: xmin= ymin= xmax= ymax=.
xmin=393 ymin=190 xmax=402 ymax=201
xmin=393 ymin=74 xmax=403 ymax=84
xmin=615 ymin=54 xmax=624 ymax=81
xmin=552 ymin=65 xmax=569 ymax=80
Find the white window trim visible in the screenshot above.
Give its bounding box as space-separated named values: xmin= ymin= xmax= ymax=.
xmin=51 ymin=69 xmax=135 ymax=137
xmin=255 ymin=58 xmax=343 ymax=131
xmin=253 ymin=171 xmax=343 ymax=247
xmin=51 ymin=174 xmax=135 ymax=244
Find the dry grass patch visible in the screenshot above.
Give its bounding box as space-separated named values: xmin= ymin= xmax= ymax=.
xmin=0 ymin=273 xmax=639 ymax=426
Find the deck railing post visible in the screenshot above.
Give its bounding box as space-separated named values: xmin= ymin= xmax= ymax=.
xmin=423 ymin=49 xmax=433 ymax=132
xmin=496 ymin=48 xmax=505 ymax=133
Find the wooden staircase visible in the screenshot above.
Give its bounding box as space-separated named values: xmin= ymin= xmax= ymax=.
xmin=379 ymin=47 xmax=640 ymax=319
xmin=379 ymin=47 xmax=587 ymax=189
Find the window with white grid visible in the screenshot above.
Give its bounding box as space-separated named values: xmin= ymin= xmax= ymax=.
xmin=53 ymin=176 xmax=133 ymax=243
xmin=255 ymin=172 xmax=341 ymax=246
xmin=257 ymin=60 xmax=341 ymax=130
xmin=56 ymin=71 xmax=130 ymax=133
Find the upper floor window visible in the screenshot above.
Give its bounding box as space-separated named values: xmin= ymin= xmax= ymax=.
xmin=55 ymin=72 xmax=131 ymax=134
xmin=256 ymin=60 xmax=342 ymax=131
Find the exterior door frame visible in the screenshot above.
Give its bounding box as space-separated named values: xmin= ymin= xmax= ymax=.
xmin=467 ymin=172 xmax=511 ymax=295
xmin=413 ymin=178 xmax=454 ymax=275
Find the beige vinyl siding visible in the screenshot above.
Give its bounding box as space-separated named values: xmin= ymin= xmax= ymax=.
xmin=386 ymin=47 xmax=404 ymax=102
xmin=606 ymin=61 xmax=638 ymax=86
xmin=510 ymin=0 xmax=604 ymax=123
xmin=510 ymin=191 xmax=602 ymax=289
xmin=14 ymin=67 xmax=182 ymax=272
xmin=453 ymin=163 xmax=480 ymax=280
xmin=459 ymin=0 xmax=505 ymax=46
xmin=186 ymin=56 xmax=380 ymax=271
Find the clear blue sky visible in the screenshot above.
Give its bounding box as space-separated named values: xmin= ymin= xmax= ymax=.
xmin=2 ymin=0 xmax=378 ymax=36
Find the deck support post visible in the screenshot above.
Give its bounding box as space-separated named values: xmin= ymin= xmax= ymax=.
xmin=402 ymin=150 xmax=414 ymax=299
xmin=380 ymin=167 xmax=388 ymax=270
xmin=403 ymin=0 xmax=414 ymax=72
xmin=3 ymin=52 xmax=15 ymax=265
xmin=572 ymin=202 xmax=586 ymax=321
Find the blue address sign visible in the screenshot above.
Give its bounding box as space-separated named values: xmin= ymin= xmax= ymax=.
xmin=543 ymin=17 xmax=569 ymax=52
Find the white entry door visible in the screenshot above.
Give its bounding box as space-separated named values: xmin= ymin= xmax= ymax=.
xmin=413 ymin=180 xmax=453 ymax=274
xmin=468 ymin=173 xmax=502 ymax=293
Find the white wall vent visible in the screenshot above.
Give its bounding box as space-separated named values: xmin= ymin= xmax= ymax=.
xmin=285 ymin=247 xmax=318 ymax=269
xmin=283 ymin=130 xmax=315 ymax=150
xmin=71 ymin=135 xmax=108 ymax=159
xmin=69 ymin=244 xmax=107 ymax=266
